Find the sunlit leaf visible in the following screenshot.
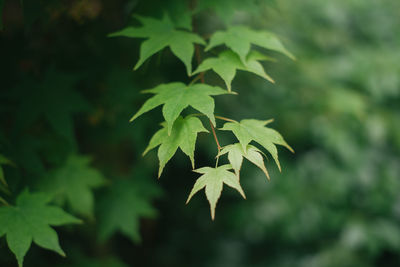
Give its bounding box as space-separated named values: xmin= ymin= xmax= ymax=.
xmin=218 ymin=143 xmax=270 ymax=180
xmin=130 ymin=82 xmax=228 ymax=134
xmin=194 ymin=50 xmax=274 ymax=91
xmin=206 ymin=26 xmax=295 ymax=63
xmin=144 ymin=116 xmax=208 ymax=177
xmin=220 ymin=119 xmax=293 ymax=171
xmin=109 ymin=14 xmax=205 ymax=75
xmin=186 ymin=164 xmax=245 ymax=220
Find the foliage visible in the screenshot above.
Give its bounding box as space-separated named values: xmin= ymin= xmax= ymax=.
xmin=38 ymin=155 xmax=106 ymax=217
xmin=143 ymin=116 xmax=208 ymax=176
xmin=129 ymin=83 xmax=227 ymax=133
xmin=193 ymin=50 xmax=275 ymax=91
xmin=109 ymin=15 xmax=205 ymax=75
xmin=0 ymin=191 xmax=80 ymax=267
xmin=1 ymin=0 xmax=399 ymax=266
xmin=218 ymin=143 xmax=270 ymax=179
xmin=97 ymin=176 xmax=162 ymax=243
xmin=186 ymin=164 xmax=246 ymax=220
xmin=110 ymin=6 xmax=293 ymax=220
xmin=0 ymin=0 xmax=294 ymax=264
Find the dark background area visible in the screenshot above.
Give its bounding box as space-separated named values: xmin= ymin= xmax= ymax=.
xmin=1 ymin=0 xmax=400 ymax=266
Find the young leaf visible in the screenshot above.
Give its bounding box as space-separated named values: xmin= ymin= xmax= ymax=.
xmin=143 ymin=116 xmax=208 ymax=177
xmin=97 ymin=178 xmax=162 ymax=243
xmin=220 ymin=119 xmax=293 ymax=171
xmin=186 ymin=165 xmax=246 ymax=220
xmin=205 ymin=26 xmax=295 ymax=63
xmin=218 ymin=143 xmax=270 ymax=180
xmin=193 ymin=50 xmax=274 ymax=91
xmin=130 ymin=82 xmax=228 ymax=134
xmin=39 ymin=155 xmax=106 ymax=216
xmin=109 ymin=14 xmax=205 ymax=75
xmin=0 ymin=190 xmax=81 ymax=267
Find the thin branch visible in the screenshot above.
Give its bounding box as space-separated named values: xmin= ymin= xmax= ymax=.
xmin=209 ymin=119 xmax=221 ymax=153
xmin=189 ymin=113 xmax=237 ymax=123
xmin=189 ymin=74 xmax=202 ymax=85
xmin=191 ymin=7 xmax=222 ymax=161
xmin=215 ymin=116 xmax=237 ymax=123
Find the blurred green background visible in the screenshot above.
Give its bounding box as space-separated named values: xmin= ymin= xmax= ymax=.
xmin=1 ymin=0 xmax=400 ymax=266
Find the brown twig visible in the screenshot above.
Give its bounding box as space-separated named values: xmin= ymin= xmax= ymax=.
xmin=209 ymin=119 xmax=221 ymax=152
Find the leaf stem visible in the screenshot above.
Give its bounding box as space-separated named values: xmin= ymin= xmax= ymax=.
xmin=190 ymin=113 xmax=237 ymax=123
xmin=191 ymin=9 xmax=222 ymax=163
xmin=189 ymin=74 xmax=202 ymax=85
xmin=215 ymin=116 xmax=237 ymax=123
xmin=209 ymin=119 xmax=221 ymax=153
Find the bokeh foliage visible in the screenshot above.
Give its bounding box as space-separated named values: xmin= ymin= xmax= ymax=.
xmin=0 ymin=0 xmax=399 ymax=266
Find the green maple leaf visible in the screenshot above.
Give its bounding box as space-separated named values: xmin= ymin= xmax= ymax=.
xmin=218 ymin=143 xmax=270 ymax=180
xmin=205 ymin=26 xmax=295 ymax=63
xmin=97 ymin=178 xmax=162 ymax=243
xmin=39 ymin=155 xmax=106 ymax=216
xmin=0 ymin=190 xmax=80 ymax=267
xmin=109 ymin=14 xmax=205 ymax=75
xmin=220 ymin=119 xmax=293 ymax=171
xmin=143 ymin=116 xmax=208 ymax=177
xmin=186 ymin=164 xmax=246 ymax=220
xmin=15 ymin=69 xmax=89 ymax=142
xmin=130 ymin=82 xmax=228 ymax=134
xmin=193 ymin=50 xmax=274 ymax=91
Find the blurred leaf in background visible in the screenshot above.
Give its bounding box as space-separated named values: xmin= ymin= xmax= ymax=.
xmin=0 ymin=0 xmax=399 ymax=266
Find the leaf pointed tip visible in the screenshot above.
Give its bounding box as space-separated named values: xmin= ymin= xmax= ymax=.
xmin=190 ymin=158 xmax=195 ymax=169
xmin=157 ymin=168 xmax=163 ymax=179
xmin=185 ymin=196 xmax=191 ymax=204
xmin=239 ymin=188 xmax=246 ymax=199
xmin=129 ymin=115 xmax=136 ymax=122
xmin=133 ymin=61 xmax=142 ymax=71
xmin=265 ymin=170 xmax=271 ymax=181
